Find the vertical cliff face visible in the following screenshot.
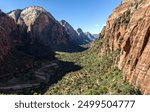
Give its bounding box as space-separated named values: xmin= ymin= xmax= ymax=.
xmin=8 ymin=6 xmax=69 ymax=50
xmin=0 ymin=11 xmax=17 ymax=63
xmin=99 ymin=0 xmax=150 ymax=94
xmin=60 ymin=20 xmax=79 ymax=41
xmin=60 ymin=20 xmax=94 ymax=45
xmin=76 ymin=28 xmax=92 ymax=44
xmin=0 ymin=27 xmax=10 ymax=63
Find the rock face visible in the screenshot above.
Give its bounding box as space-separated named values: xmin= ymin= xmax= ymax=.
xmin=85 ymin=32 xmax=96 ymax=41
xmin=0 ymin=11 xmax=17 ymax=63
xmin=8 ymin=6 xmax=69 ymax=50
xmin=60 ymin=20 xmax=79 ymax=41
xmin=76 ymin=28 xmax=91 ymax=44
xmin=60 ymin=20 xmax=95 ymax=45
xmin=0 ymin=6 xmax=84 ymax=80
xmin=99 ymin=0 xmax=150 ymax=94
xmin=0 ymin=8 xmax=60 ymax=90
xmin=0 ymin=27 xmax=10 ymax=63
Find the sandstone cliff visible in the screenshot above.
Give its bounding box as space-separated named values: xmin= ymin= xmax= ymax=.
xmin=60 ymin=20 xmax=79 ymax=41
xmin=0 ymin=11 xmax=16 ymax=63
xmin=8 ymin=6 xmax=69 ymax=51
xmin=0 ymin=9 xmax=55 ymax=78
xmin=76 ymin=28 xmax=92 ymax=45
xmin=0 ymin=27 xmax=11 ymax=63
xmin=60 ymin=20 xmax=96 ymax=45
xmin=0 ymin=8 xmax=58 ymax=90
xmin=99 ymin=0 xmax=150 ymax=94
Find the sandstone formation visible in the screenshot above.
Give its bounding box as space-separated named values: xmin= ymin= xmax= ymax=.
xmin=85 ymin=32 xmax=96 ymax=41
xmin=0 ymin=27 xmax=11 ymax=63
xmin=60 ymin=20 xmax=79 ymax=41
xmin=0 ymin=11 xmax=16 ymax=63
xmin=60 ymin=20 xmax=96 ymax=45
xmin=99 ymin=0 xmax=150 ymax=94
xmin=0 ymin=8 xmax=62 ymax=91
xmin=76 ymin=28 xmax=92 ymax=44
xmin=8 ymin=6 xmax=69 ymax=50
xmin=0 ymin=6 xmax=86 ymax=91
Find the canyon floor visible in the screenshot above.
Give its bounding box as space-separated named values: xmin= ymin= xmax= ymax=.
xmin=44 ymin=47 xmax=141 ymax=95
xmin=0 ymin=44 xmax=142 ymax=95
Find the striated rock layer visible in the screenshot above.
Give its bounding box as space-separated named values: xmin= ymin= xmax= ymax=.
xmin=99 ymin=0 xmax=150 ymax=94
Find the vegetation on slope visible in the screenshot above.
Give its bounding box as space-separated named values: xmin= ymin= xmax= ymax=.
xmin=0 ymin=38 xmax=141 ymax=95
xmin=44 ymin=39 xmax=141 ymax=95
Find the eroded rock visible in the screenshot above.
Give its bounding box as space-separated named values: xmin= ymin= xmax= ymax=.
xmin=99 ymin=0 xmax=150 ymax=94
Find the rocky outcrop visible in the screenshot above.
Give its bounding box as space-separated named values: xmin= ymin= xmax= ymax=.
xmin=99 ymin=0 xmax=150 ymax=94
xmin=99 ymin=26 xmax=106 ymax=39
xmin=60 ymin=20 xmax=96 ymax=45
xmin=0 ymin=6 xmax=87 ymax=92
xmin=0 ymin=9 xmax=54 ymax=80
xmin=76 ymin=28 xmax=91 ymax=44
xmin=60 ymin=20 xmax=79 ymax=41
xmin=8 ymin=6 xmax=69 ymax=50
xmin=85 ymin=32 xmax=96 ymax=41
xmin=0 ymin=11 xmax=17 ymax=63
xmin=0 ymin=27 xmax=11 ymax=63
xmin=0 ymin=11 xmax=17 ymax=34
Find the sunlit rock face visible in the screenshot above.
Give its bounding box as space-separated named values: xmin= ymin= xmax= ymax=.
xmin=8 ymin=6 xmax=69 ymax=50
xmin=60 ymin=20 xmax=95 ymax=45
xmin=99 ymin=0 xmax=150 ymax=94
xmin=60 ymin=20 xmax=79 ymax=41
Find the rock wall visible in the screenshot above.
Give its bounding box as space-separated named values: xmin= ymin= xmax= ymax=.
xmin=0 ymin=27 xmax=10 ymax=63
xmin=60 ymin=20 xmax=94 ymax=45
xmin=60 ymin=20 xmax=79 ymax=41
xmin=0 ymin=11 xmax=17 ymax=63
xmin=99 ymin=0 xmax=150 ymax=94
xmin=8 ymin=6 xmax=69 ymax=50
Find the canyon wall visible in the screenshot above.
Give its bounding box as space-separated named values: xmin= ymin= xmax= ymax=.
xmin=99 ymin=0 xmax=150 ymax=94
xmin=0 ymin=11 xmax=17 ymax=63
xmin=8 ymin=6 xmax=69 ymax=51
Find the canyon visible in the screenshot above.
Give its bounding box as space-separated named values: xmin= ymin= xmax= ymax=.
xmin=0 ymin=0 xmax=149 ymax=95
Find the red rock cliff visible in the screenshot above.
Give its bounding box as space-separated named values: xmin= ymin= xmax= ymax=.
xmin=99 ymin=0 xmax=150 ymax=94
xmin=0 ymin=11 xmax=17 ymax=63
xmin=8 ymin=6 xmax=69 ymax=50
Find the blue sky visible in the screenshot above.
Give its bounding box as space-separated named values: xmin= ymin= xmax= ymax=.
xmin=0 ymin=0 xmax=122 ymax=34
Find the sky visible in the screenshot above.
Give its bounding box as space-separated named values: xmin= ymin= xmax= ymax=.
xmin=0 ymin=0 xmax=122 ymax=34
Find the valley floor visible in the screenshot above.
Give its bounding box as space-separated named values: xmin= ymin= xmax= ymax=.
xmin=44 ymin=48 xmax=141 ymax=95
xmin=0 ymin=46 xmax=141 ymax=95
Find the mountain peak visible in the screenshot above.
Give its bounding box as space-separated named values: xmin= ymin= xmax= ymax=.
xmin=8 ymin=6 xmax=56 ymax=22
xmin=60 ymin=20 xmax=67 ymax=23
xmin=23 ymin=6 xmax=47 ymax=12
xmin=77 ymin=28 xmax=83 ymax=33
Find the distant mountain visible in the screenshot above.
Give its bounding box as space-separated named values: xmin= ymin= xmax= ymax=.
xmin=60 ymin=20 xmax=95 ymax=45
xmin=76 ymin=28 xmax=91 ymax=44
xmin=85 ymin=32 xmax=98 ymax=41
xmin=92 ymin=34 xmax=99 ymax=39
xmin=60 ymin=20 xmax=79 ymax=41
